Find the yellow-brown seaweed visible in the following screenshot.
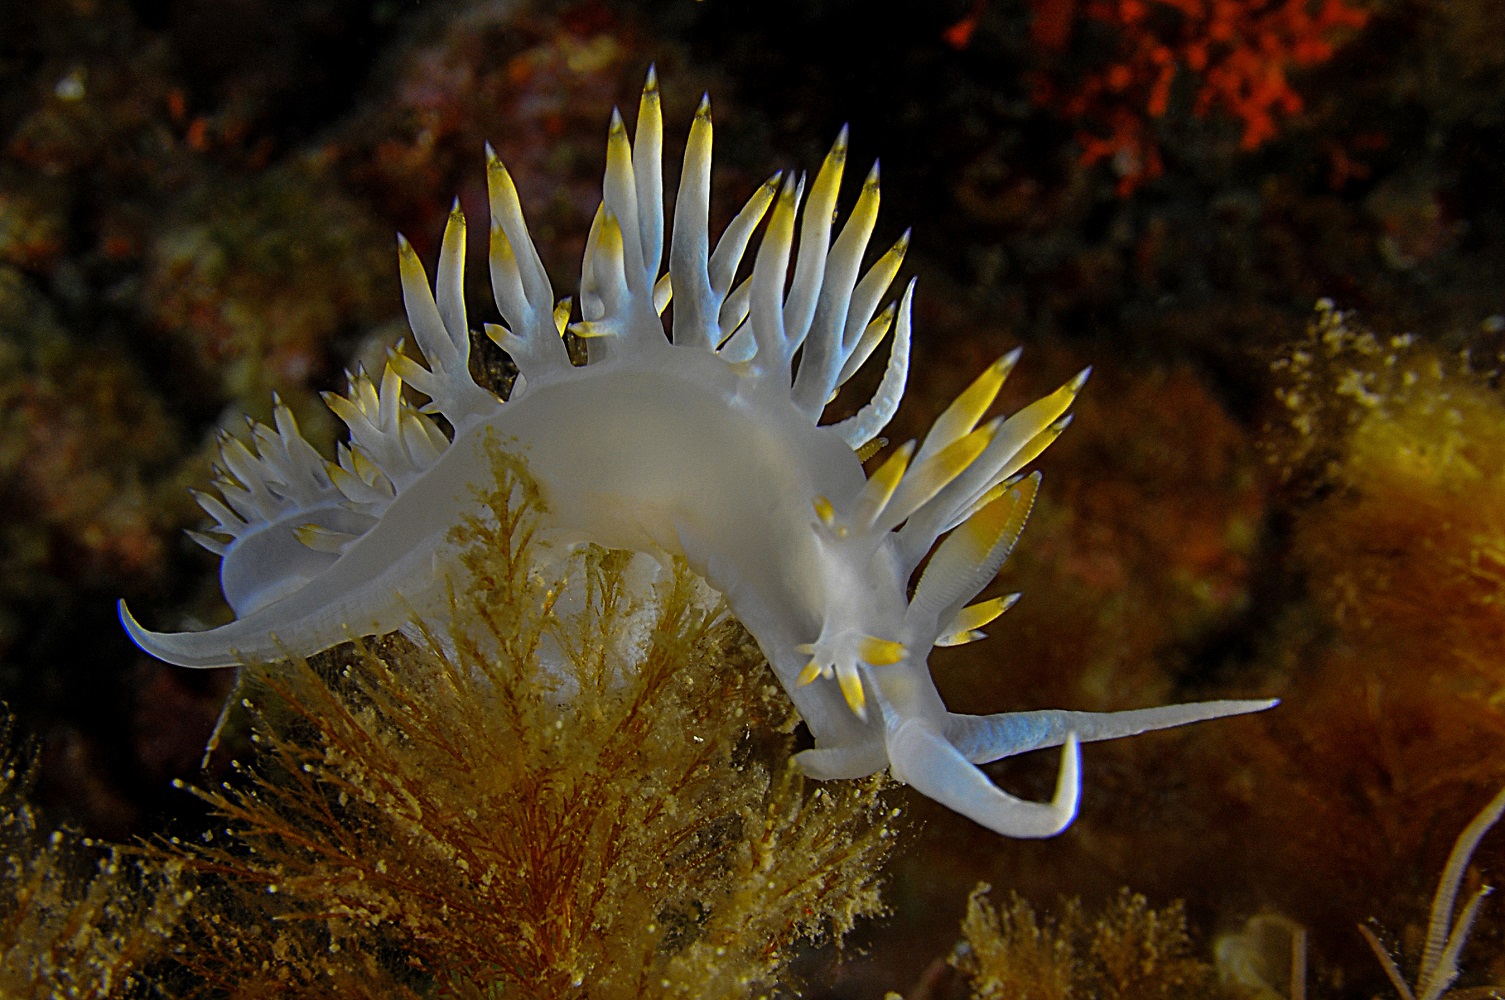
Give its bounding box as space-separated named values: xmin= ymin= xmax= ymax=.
xmin=155 ymin=441 xmax=896 ymax=998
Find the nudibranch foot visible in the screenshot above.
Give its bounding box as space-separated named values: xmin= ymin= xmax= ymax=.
xmin=120 ymin=69 xmax=1277 ymax=839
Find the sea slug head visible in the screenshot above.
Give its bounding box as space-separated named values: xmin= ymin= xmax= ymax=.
xmin=789 ymin=346 xmax=1086 ymax=729
xmin=790 ymin=511 xmax=914 ymax=722
xmin=789 ymin=348 xmax=1278 ymax=838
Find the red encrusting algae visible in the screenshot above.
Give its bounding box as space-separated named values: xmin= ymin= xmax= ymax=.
xmin=1029 ymin=0 xmax=1369 ymax=193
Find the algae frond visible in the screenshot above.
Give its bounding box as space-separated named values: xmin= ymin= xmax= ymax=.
xmin=153 ymin=439 xmax=896 ymax=998
xmin=0 ymin=713 xmax=191 ymax=999
xmin=948 ymin=884 xmax=1234 ymax=1000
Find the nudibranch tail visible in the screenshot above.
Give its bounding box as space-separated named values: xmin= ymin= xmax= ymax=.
xmin=120 ymin=69 xmax=1277 ymax=839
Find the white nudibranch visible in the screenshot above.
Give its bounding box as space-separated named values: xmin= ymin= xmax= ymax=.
xmin=120 ymin=71 xmax=1276 ymax=838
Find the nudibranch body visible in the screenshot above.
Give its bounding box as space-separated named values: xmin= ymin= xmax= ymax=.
xmin=121 ymin=72 xmax=1275 ymax=838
